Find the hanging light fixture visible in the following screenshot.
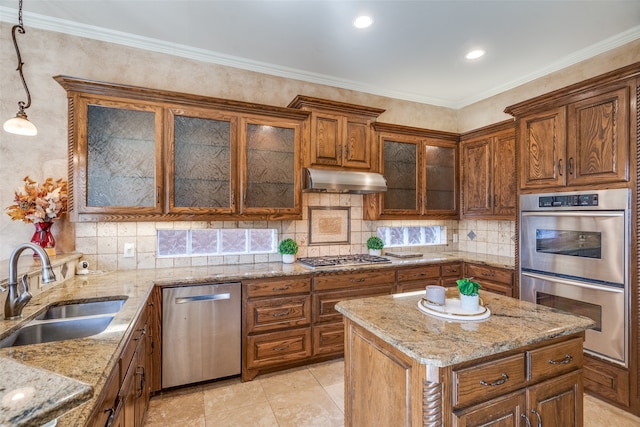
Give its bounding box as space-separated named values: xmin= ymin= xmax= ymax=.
xmin=3 ymin=0 xmax=37 ymax=136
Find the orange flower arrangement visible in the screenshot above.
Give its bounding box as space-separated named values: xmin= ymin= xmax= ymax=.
xmin=6 ymin=176 xmax=68 ymax=224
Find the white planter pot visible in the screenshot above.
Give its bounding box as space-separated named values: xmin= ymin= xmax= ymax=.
xmin=459 ymin=293 xmax=479 ymax=311
xmin=369 ymin=249 xmax=382 ymax=256
xmin=282 ymin=253 xmax=296 ymax=264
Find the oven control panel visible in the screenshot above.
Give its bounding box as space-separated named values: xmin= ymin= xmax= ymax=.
xmin=538 ymin=193 xmax=599 ymax=207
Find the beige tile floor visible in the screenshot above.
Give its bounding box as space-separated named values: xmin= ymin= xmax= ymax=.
xmin=145 ymin=359 xmax=640 ymax=427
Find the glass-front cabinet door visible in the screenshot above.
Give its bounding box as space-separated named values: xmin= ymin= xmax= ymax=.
xmin=424 ymin=141 xmax=457 ymax=215
xmin=380 ymin=134 xmax=420 ymax=216
xmin=167 ymin=108 xmax=237 ymax=215
xmin=240 ymin=116 xmax=302 ymax=216
xmin=79 ymin=97 xmax=164 ymax=218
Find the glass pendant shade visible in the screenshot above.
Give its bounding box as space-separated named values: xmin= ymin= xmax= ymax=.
xmin=3 ymin=112 xmax=37 ymax=136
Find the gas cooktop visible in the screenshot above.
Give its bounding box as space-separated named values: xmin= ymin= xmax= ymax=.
xmin=297 ymin=254 xmax=392 ymax=269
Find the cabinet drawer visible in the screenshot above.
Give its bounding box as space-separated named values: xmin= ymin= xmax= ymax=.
xmin=247 ymin=296 xmax=311 ymax=333
xmin=313 ymin=270 xmax=395 ymax=291
xmin=245 ymin=277 xmax=311 ymax=298
xmin=397 ymin=265 xmax=441 ymax=282
xmin=397 ymin=279 xmax=439 ymax=294
xmin=528 ymin=337 xmax=583 ymax=383
xmin=465 ymin=263 xmax=513 ymax=286
xmin=453 ymin=353 xmax=527 ymax=408
xmin=313 ymin=322 xmax=344 ymax=356
xmin=441 ymin=262 xmax=462 ymax=278
xmin=246 ymin=328 xmax=312 ymax=369
xmin=480 ymin=281 xmax=513 ymax=297
xmin=313 ymin=284 xmax=392 ymax=323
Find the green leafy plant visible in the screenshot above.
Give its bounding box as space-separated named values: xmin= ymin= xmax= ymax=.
xmin=366 ymin=236 xmax=384 ymax=250
xmin=456 ymin=278 xmax=481 ymax=296
xmin=278 ymin=238 xmax=298 ymax=255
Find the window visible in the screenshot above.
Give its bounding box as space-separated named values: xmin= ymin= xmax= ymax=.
xmin=157 ymin=228 xmax=277 ymax=257
xmin=377 ymin=226 xmax=446 ymax=247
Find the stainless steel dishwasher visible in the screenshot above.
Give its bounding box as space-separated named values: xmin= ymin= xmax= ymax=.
xmin=162 ymin=282 xmax=241 ymax=388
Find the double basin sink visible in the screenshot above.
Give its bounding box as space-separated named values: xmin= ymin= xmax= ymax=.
xmin=0 ymin=298 xmax=127 ymax=348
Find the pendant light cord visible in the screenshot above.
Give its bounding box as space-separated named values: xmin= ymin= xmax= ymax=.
xmin=11 ymin=0 xmax=32 ymax=115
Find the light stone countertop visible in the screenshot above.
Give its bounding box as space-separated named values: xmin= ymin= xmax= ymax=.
xmin=0 ymin=250 xmax=513 ymax=427
xmin=335 ymin=288 xmax=595 ymax=367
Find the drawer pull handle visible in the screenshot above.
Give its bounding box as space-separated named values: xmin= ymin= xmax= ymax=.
xmin=272 ymin=286 xmax=291 ymax=291
xmin=531 ymin=409 xmax=542 ymax=427
xmin=548 ymin=354 xmax=573 ymax=365
xmin=520 ymin=413 xmax=532 ymax=427
xmin=479 ymin=372 xmax=509 ymax=387
xmin=351 ymin=278 xmax=366 ymax=283
xmin=272 ymin=310 xmax=291 ymax=317
xmin=273 ymin=345 xmax=289 ymax=351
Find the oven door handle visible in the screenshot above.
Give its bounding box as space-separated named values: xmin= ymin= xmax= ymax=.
xmin=521 ymin=271 xmax=624 ymax=293
xmin=521 ymin=211 xmax=624 ymax=218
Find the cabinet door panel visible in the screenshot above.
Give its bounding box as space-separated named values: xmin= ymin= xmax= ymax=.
xmin=424 ymin=143 xmax=457 ymax=214
xmin=168 ymin=108 xmax=236 ymax=214
xmin=311 ymin=113 xmax=341 ymax=166
xmin=527 ymin=371 xmax=582 ymax=427
xmin=241 ymin=117 xmax=302 ymax=216
xmin=493 ymin=131 xmax=516 ymax=217
xmin=461 ymin=138 xmax=492 ymax=216
xmin=567 ymin=86 xmax=630 ymax=185
xmin=381 ymin=137 xmax=420 ymax=214
xmin=343 ymin=120 xmax=371 ymax=169
xmin=83 ymin=99 xmax=163 ymax=214
xmin=454 ymin=390 xmax=526 ymax=427
xmin=519 ymin=107 xmax=566 ymax=189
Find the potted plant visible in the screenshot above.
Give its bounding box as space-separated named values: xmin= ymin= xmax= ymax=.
xmin=456 ymin=277 xmax=481 ymax=311
xmin=278 ymin=238 xmax=298 ymax=264
xmin=366 ymin=236 xmax=384 ymax=256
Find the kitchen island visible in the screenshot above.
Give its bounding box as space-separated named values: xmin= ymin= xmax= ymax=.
xmin=336 ymin=289 xmax=595 ymax=427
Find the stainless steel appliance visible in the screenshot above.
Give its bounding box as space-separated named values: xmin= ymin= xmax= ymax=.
xmin=297 ymin=254 xmax=391 ymax=269
xmin=162 ymin=283 xmax=241 ymax=388
xmin=520 ymin=189 xmax=630 ymax=366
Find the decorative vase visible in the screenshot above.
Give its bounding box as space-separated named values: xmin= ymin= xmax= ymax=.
xmin=282 ymin=253 xmax=296 ymax=264
xmin=369 ymin=249 xmax=382 ymax=256
xmin=460 ymin=293 xmax=479 ymax=311
xmin=31 ymin=222 xmax=56 ymax=257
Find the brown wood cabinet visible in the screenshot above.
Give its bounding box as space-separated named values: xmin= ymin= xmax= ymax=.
xmin=55 ymin=76 xmax=309 ymax=221
xmin=395 ymin=262 xmax=464 ymax=293
xmin=460 ymin=121 xmax=516 ymax=219
xmin=506 ymin=79 xmax=633 ymax=192
xmin=89 ymin=298 xmax=152 ymax=427
xmin=465 ymin=262 xmax=515 ymax=298
xmin=344 ymin=315 xmax=585 ymax=427
xmin=364 ymin=123 xmax=459 ymax=219
xmin=288 ymin=95 xmax=385 ymax=171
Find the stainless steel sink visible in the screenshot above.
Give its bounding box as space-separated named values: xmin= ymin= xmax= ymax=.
xmin=0 ymin=316 xmax=115 ymax=348
xmin=0 ymin=297 xmax=127 ymax=348
xmin=35 ymin=298 xmax=127 ymax=320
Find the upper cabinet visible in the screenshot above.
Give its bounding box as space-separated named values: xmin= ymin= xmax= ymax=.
xmin=55 ymin=76 xmax=309 ymax=221
xmin=460 ymin=121 xmax=516 ymax=219
xmin=288 ymin=95 xmax=385 ymax=171
xmin=505 ymin=66 xmax=638 ymax=192
xmin=363 ymin=123 xmax=459 ymax=220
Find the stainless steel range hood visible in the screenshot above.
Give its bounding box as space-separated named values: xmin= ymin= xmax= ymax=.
xmin=303 ymin=168 xmax=387 ymax=194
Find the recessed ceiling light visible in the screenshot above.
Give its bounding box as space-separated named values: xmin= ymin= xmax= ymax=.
xmin=465 ymin=49 xmax=486 ymax=60
xmin=353 ymin=15 xmax=374 ymax=29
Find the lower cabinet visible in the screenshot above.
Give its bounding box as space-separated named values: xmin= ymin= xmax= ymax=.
xmin=89 ymin=299 xmax=151 ymax=427
xmin=464 ymin=262 xmax=515 ymax=298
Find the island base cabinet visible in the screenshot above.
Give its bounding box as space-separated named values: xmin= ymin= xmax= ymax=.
xmin=454 ymin=391 xmax=526 ymax=427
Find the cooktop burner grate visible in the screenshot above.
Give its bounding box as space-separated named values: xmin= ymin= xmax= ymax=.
xmin=297 ymin=254 xmax=391 ymax=268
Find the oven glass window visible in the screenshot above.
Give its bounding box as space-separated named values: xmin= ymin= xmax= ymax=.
xmin=535 ymin=229 xmax=601 ymax=259
xmin=537 ymin=292 xmax=602 ymax=332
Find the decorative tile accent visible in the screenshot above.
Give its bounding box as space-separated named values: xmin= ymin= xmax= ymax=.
xmin=378 ymin=226 xmax=446 ymax=247
xmin=157 ymin=228 xmax=277 ymax=257
xmin=467 ymin=231 xmax=476 ymax=241
xmin=157 ymin=230 xmax=188 ymax=256
xmin=191 ymin=229 xmax=218 ymax=255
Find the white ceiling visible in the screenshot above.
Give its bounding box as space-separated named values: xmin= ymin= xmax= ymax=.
xmin=1 ymin=0 xmax=639 ymax=108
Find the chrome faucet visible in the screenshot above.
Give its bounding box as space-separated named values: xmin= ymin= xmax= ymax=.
xmin=2 ymin=243 xmax=57 ymax=320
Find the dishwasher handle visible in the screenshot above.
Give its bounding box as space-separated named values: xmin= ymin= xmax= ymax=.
xmin=175 ymin=293 xmax=231 ymax=304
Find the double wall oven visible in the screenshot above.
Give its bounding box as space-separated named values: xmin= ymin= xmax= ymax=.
xmin=520 ymin=189 xmax=630 ymax=367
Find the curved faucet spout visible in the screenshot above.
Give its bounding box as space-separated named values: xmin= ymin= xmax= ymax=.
xmin=4 ymin=242 xmax=57 ymax=320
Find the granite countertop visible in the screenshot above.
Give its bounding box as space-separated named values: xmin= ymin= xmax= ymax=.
xmin=335 ymin=288 xmax=595 ymax=367
xmin=0 ymin=250 xmax=514 ymax=426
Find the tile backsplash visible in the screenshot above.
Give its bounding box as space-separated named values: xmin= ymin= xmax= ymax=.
xmin=74 ymin=193 xmax=514 ymax=271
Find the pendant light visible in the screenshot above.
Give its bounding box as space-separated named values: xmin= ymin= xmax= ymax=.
xmin=3 ymin=0 xmax=37 ymax=136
